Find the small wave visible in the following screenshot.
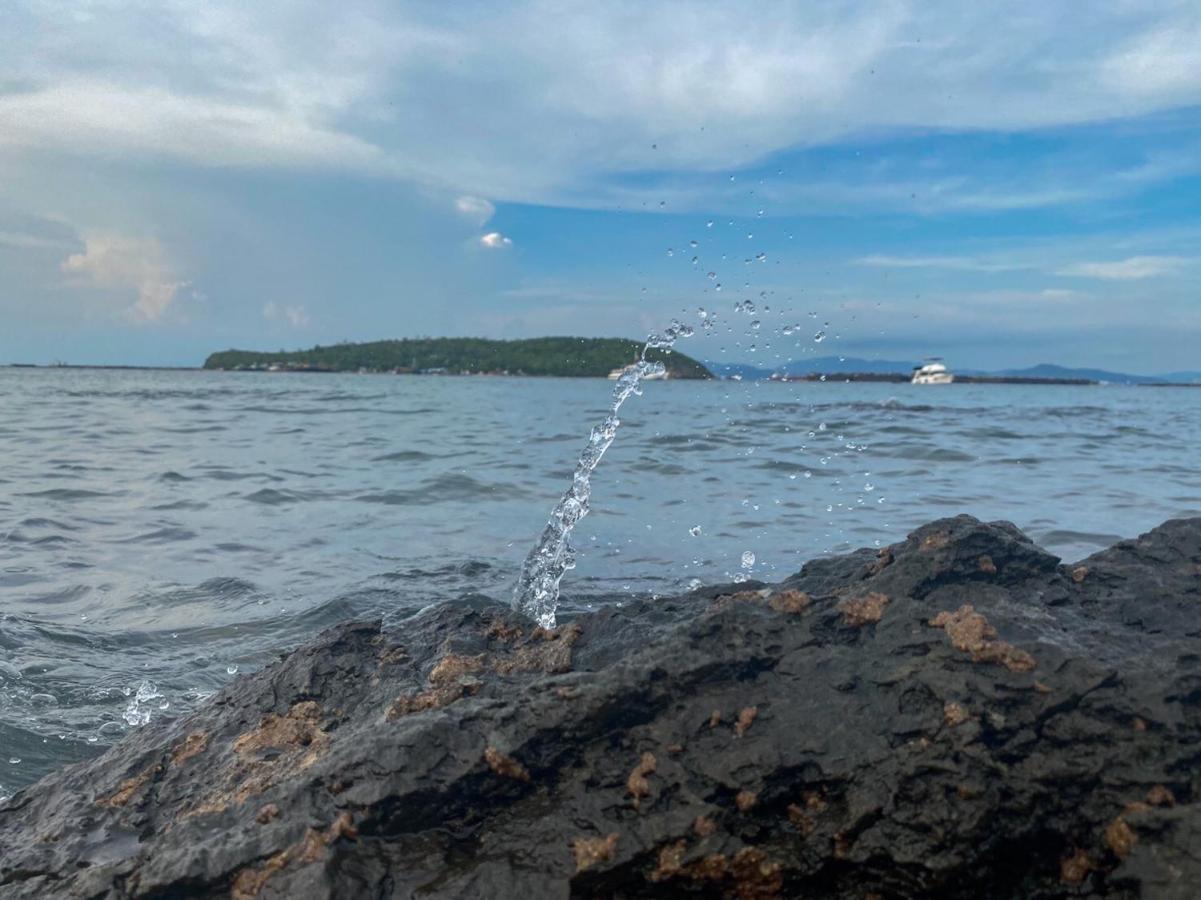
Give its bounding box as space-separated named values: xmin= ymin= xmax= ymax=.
xmin=19 ymin=488 xmax=113 ymax=500
xmin=243 ymin=488 xmax=320 ymax=505
xmin=17 ymin=517 xmax=78 ymax=531
xmin=371 ymin=450 xmax=437 ymax=462
xmin=357 ymin=474 xmax=527 ymax=505
xmin=382 ymin=560 xmax=494 ymax=581
xmin=116 ymin=527 xmax=197 ymax=544
xmin=202 ymin=468 xmax=283 ymax=482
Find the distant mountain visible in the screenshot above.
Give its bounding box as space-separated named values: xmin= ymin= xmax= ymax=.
xmin=710 ymin=357 xmax=1198 ymax=384
xmin=705 ymin=356 xmax=918 ymax=379
xmin=705 ymin=362 xmax=776 ymax=380
xmin=991 ymin=364 xmax=1166 ymax=385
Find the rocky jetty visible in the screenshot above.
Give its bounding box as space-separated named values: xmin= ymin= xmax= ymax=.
xmin=3 ymin=515 xmax=1200 ymax=898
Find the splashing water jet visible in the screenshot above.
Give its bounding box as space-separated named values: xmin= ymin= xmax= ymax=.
xmin=513 ymin=322 xmax=694 ymax=627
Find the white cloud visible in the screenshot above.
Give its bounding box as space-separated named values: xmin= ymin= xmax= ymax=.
xmin=0 ymin=82 xmax=388 ymax=174
xmin=1 ymin=2 xmax=1199 ymax=206
xmin=60 ymin=233 xmax=186 ymax=322
xmin=262 ymin=301 xmax=311 ymax=327
xmin=1056 ymin=256 xmax=1187 ymax=280
xmin=1104 ymin=19 xmax=1201 ymax=100
xmin=479 ymin=231 xmax=512 ymax=249
xmin=854 ymin=255 xmax=1027 ymax=273
xmin=0 ymin=229 xmax=70 ymax=251
xmin=455 ymin=195 xmax=495 ymax=224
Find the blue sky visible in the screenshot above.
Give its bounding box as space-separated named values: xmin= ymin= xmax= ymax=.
xmin=1 ymin=1 xmax=1199 ymax=371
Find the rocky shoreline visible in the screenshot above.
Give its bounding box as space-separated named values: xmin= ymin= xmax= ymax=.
xmin=2 ymin=514 xmax=1199 ymax=898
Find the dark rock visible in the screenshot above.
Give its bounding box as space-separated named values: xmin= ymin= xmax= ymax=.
xmin=3 ymin=514 xmax=1200 ymax=898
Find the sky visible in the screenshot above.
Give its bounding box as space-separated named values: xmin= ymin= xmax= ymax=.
xmin=1 ymin=1 xmax=1199 ymax=372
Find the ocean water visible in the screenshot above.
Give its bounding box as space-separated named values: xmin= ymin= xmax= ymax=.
xmin=2 ymin=367 xmax=1200 ymax=796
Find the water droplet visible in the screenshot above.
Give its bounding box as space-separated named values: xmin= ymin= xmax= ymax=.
xmin=666 ymin=248 xmax=674 ymax=256
xmin=757 ymin=209 xmax=765 ymax=217
xmin=227 ymin=664 xmax=239 ymax=675
xmin=741 ymin=550 xmax=756 ymax=568
xmin=690 ymin=240 xmax=699 ymax=248
xmin=689 ymin=525 xmax=702 ymax=537
xmin=691 ymin=256 xmax=699 ymax=265
xmin=706 ymin=220 xmax=714 ymax=227
xmin=750 ymin=320 xmax=761 ymax=330
xmin=755 ymin=252 xmax=766 ymax=262
xmin=707 ymin=271 xmax=716 ymax=280
xmin=813 ymin=330 xmax=826 ymax=342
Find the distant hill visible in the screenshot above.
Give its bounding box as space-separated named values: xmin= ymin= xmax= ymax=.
xmin=203 ymin=337 xmax=712 ymax=379
xmin=710 ymin=357 xmax=1197 ymax=384
xmin=984 ymin=364 xmax=1173 ymax=385
xmin=706 ymin=356 xmax=919 ymax=379
xmin=1163 ymin=372 xmax=1201 ymax=384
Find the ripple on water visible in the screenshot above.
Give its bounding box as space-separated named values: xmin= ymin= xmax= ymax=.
xmin=2 ymin=370 xmax=1200 ymax=795
xmin=356 ymin=474 xmax=529 ymax=505
xmin=18 ymin=488 xmax=115 ymax=501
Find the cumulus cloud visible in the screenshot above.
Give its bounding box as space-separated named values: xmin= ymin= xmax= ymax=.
xmin=60 ymin=233 xmax=186 ymax=322
xmin=263 ymin=301 xmax=311 ymax=327
xmin=455 ymin=195 xmax=495 ymax=224
xmin=1056 ymin=256 xmax=1187 ymax=280
xmin=479 ymin=231 xmax=512 ymax=249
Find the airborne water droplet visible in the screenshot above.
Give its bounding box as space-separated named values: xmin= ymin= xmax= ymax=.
xmin=813 ymin=330 xmax=826 ymax=343
xmin=227 ymin=665 xmax=239 ymax=675
xmin=741 ymin=550 xmax=756 ymax=568
xmin=689 ymin=525 xmax=702 ymax=537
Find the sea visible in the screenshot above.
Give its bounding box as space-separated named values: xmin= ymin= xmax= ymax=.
xmin=3 ymin=366 xmax=1200 ymax=797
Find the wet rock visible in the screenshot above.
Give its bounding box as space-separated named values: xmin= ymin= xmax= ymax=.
xmin=3 ymin=514 xmax=1201 ymax=898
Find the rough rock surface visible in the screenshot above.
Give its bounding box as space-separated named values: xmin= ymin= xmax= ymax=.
xmin=3 ymin=515 xmax=1200 ymax=899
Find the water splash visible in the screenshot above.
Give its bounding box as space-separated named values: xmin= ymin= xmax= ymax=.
xmin=513 ymin=322 xmax=694 ymax=627
xmin=122 ymin=680 xmax=162 ymax=727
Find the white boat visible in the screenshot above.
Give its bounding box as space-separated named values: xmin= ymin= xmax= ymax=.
xmin=607 ymin=364 xmax=667 ymax=381
xmin=912 ymin=358 xmax=954 ymax=385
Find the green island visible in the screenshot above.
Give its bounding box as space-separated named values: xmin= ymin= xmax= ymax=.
xmin=203 ymin=337 xmax=712 ymax=379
